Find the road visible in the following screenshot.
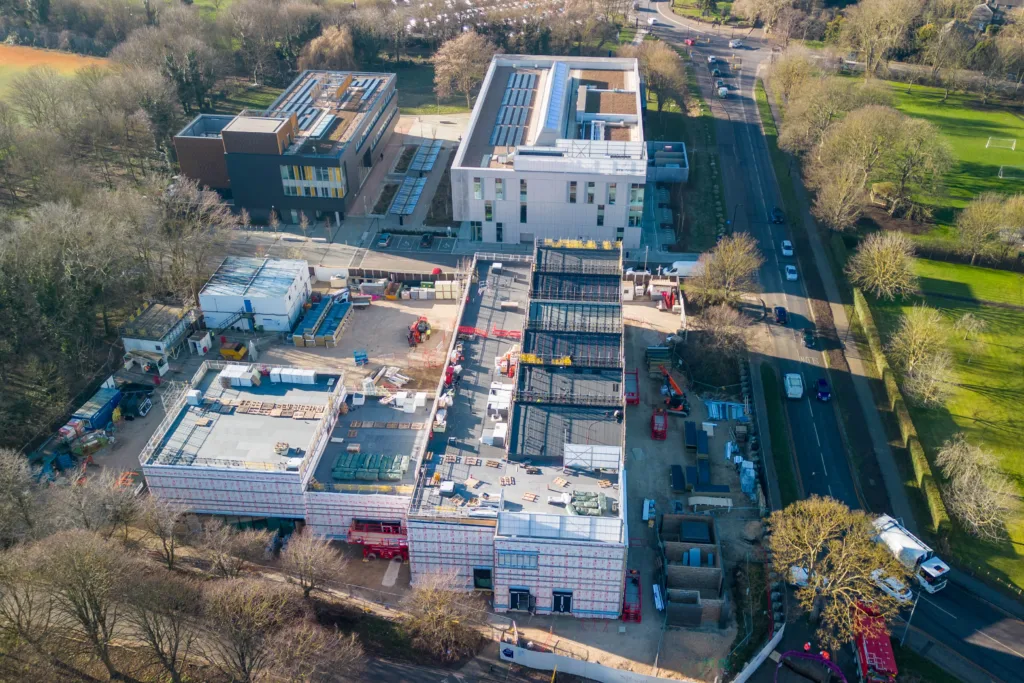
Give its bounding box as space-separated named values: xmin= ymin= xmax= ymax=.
xmin=643 ymin=4 xmax=1024 ymax=682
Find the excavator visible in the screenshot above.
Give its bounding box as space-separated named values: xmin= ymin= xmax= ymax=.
xmin=660 ymin=366 xmax=690 ymax=416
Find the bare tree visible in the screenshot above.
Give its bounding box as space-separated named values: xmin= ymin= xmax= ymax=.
xmin=198 ymin=518 xmax=273 ymax=579
xmin=767 ymin=48 xmax=815 ymax=103
xmin=688 ymin=232 xmax=765 ymax=306
xmin=433 ymin=32 xmax=497 ymax=109
xmin=203 ymin=579 xmax=302 ymax=683
xmin=936 ymin=434 xmax=1013 ymax=540
xmin=846 ymin=231 xmax=917 ymax=301
xmin=280 ymin=531 xmax=347 ymax=599
xmin=953 ymin=311 xmax=987 ymax=342
xmin=842 ymin=0 xmax=924 ymax=77
xmin=0 ymin=449 xmax=43 ymax=544
xmin=778 ymin=77 xmax=889 ymax=156
xmin=902 ymin=348 xmax=954 ymax=407
xmin=731 ymin=0 xmax=794 ymax=33
xmin=808 ymin=159 xmax=867 ymax=232
xmin=687 ymin=304 xmax=753 ymax=384
xmin=882 ymin=116 xmax=952 ymax=218
xmin=31 ymin=530 xmax=137 ymax=680
xmin=923 ymin=21 xmax=975 ymax=101
xmin=124 ymin=572 xmax=203 ymax=683
xmin=298 ymin=25 xmax=358 ymax=71
xmin=817 ymin=105 xmax=905 ymax=190
xmin=0 ymin=546 xmax=69 ymax=676
xmin=768 ymin=496 xmax=910 ymax=649
xmin=887 ymin=305 xmax=946 ymax=376
xmin=401 ymin=571 xmax=484 ymax=663
xmin=140 ymin=496 xmax=186 ymax=570
xmin=956 ymin=192 xmax=1006 ymax=265
xmin=272 ymin=622 xmax=365 ymax=682
xmin=621 ymin=40 xmax=687 ymax=113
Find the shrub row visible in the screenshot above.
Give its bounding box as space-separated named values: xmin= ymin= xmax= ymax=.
xmin=851 ymin=286 xmax=951 ymax=535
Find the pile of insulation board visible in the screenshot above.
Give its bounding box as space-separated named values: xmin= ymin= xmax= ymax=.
xmin=568 ymin=491 xmax=612 ymax=516
xmin=400 ymin=280 xmax=462 ymax=300
xmin=293 ymin=298 xmax=334 ymax=347
xmin=316 ymin=302 xmax=352 ymax=348
xmin=331 ymin=452 xmax=411 ymax=481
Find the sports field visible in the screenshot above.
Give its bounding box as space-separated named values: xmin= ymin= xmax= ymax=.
xmin=0 ymin=45 xmax=108 ymax=98
xmin=869 ymin=258 xmax=1024 ymax=590
xmin=887 ymin=82 xmax=1024 ymax=234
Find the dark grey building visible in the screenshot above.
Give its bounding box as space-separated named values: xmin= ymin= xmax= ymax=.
xmin=173 ymin=70 xmax=398 ymax=225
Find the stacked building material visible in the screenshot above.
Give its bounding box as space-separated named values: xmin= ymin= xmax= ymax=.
xmin=318 ymin=301 xmax=352 ymax=347
xmin=331 ymin=452 xmax=411 ymax=482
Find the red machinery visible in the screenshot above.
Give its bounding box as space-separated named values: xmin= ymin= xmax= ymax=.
xmin=622 ymin=569 xmax=642 ymax=623
xmin=651 ymin=409 xmax=667 ymax=440
xmin=362 ymin=540 xmax=409 ymax=561
xmin=347 ymin=519 xmax=406 ymax=545
xmin=660 ymin=366 xmax=690 ymax=416
xmin=408 ymin=317 xmax=431 ymax=346
xmin=624 ymin=368 xmax=640 ymax=405
xmin=853 ymin=604 xmax=898 ymax=682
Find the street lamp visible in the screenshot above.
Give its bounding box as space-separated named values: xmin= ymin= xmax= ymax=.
xmin=900 ymin=591 xmax=921 ymax=647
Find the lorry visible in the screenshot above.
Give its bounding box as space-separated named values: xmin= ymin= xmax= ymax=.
xmin=783 ymin=373 xmax=804 ymax=399
xmin=872 ymin=514 xmax=950 ymax=594
xmin=852 ymin=604 xmax=899 ymax=682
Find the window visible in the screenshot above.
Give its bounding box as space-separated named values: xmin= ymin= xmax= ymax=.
xmin=303 ymin=166 xmax=313 ymax=182
xmin=496 ymin=223 xmax=503 ymax=242
xmin=303 ymin=186 xmax=313 ymax=197
xmin=553 ymin=591 xmax=572 ymax=614
xmin=495 ymin=178 xmax=504 ymax=200
xmin=520 ymin=178 xmax=527 ymax=201
xmin=520 ymin=203 xmax=527 ymax=223
xmin=473 ymin=177 xmax=483 ymax=200
xmin=470 ymin=221 xmax=483 ymax=241
xmin=473 ymin=568 xmax=493 ymax=590
xmin=608 ymin=183 xmax=617 ymax=205
xmin=569 ymin=181 xmax=577 ymax=204
xmin=485 ymin=201 xmax=493 ymax=222
xmin=629 ymin=182 xmax=645 ymax=205
xmin=597 ymin=205 xmax=605 ymax=227
xmin=616 ymin=226 xmax=625 ymax=241
xmin=314 ymin=167 xmax=330 ymax=182
xmin=280 ymin=166 xmax=290 ymax=180
xmin=509 ymin=589 xmax=531 ymax=611
xmin=586 ymin=181 xmax=595 ymax=204
xmin=498 ymin=551 xmax=538 ymax=569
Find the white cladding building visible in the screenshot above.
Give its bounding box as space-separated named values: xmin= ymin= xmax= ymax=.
xmin=199 ymin=257 xmax=311 ymax=332
xmin=451 ymin=56 xmax=648 ymax=248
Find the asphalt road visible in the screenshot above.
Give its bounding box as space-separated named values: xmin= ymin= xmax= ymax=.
xmin=645 ymin=4 xmax=1024 ymax=682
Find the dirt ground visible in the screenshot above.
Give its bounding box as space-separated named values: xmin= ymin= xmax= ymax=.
xmin=257 ymin=297 xmax=461 ymax=391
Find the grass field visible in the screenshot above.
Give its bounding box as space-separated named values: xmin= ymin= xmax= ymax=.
xmin=0 ymin=45 xmax=108 ymax=98
xmin=390 ymin=60 xmax=470 ymax=116
xmin=670 ymin=0 xmax=736 ymax=24
xmin=886 ymin=82 xmax=1024 ymax=239
xmin=868 ymin=258 xmax=1024 ymax=590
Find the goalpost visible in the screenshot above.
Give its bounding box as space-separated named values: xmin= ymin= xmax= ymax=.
xmin=998 ymin=165 xmax=1024 ymax=179
xmin=987 ymin=137 xmax=1017 ymax=150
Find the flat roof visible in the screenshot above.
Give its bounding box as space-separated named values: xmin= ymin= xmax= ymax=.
xmin=121 ymin=303 xmax=189 ymax=341
xmin=534 ymin=246 xmax=621 ymax=274
xmin=200 ymin=257 xmax=307 ymax=300
xmin=522 ymin=330 xmax=621 ymax=366
xmin=527 ymin=301 xmax=622 ymax=333
xmin=531 ymin=273 xmax=621 ymax=302
xmin=310 ymin=400 xmax=430 ymax=490
xmin=223 ymin=116 xmax=287 ymax=135
xmin=144 ymin=366 xmax=339 ymax=469
xmin=509 ymin=404 xmax=622 ymax=461
xmin=517 ymin=366 xmax=622 ymax=404
xmin=585 ymin=90 xmax=636 ymax=115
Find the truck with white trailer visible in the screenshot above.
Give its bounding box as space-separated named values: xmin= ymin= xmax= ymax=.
xmin=872 ymin=514 xmax=950 ymax=594
xmin=783 ymin=373 xmax=804 ymax=399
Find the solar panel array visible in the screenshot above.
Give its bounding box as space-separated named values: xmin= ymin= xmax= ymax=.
xmin=389 ymin=176 xmax=428 ymax=216
xmin=489 ymin=71 xmax=536 ymax=147
xmin=409 ymin=140 xmax=444 ymax=173
xmin=544 ymin=62 xmax=569 ymax=132
xmin=276 ymin=75 xmax=387 ymax=133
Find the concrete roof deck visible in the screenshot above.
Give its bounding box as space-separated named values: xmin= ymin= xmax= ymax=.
xmin=311 ymin=399 xmax=430 ymax=490
xmin=200 ymin=257 xmax=306 ymax=299
xmin=223 ymin=117 xmax=288 ymax=135
xmin=145 ymin=367 xmax=339 ymax=469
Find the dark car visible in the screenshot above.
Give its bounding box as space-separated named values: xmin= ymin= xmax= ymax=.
xmin=420 ymin=233 xmax=434 ymax=248
xmin=804 ymin=328 xmax=816 ymax=348
xmin=711 ymin=68 xmax=722 ymax=77
xmin=816 ymin=378 xmax=832 ymax=402
xmin=773 ymin=306 xmax=788 ymax=325
xmin=771 ymin=206 xmax=786 ymax=224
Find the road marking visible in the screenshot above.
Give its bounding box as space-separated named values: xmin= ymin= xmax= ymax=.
xmin=381 ymin=557 xmax=402 ymax=587
xmin=819 ymin=450 xmax=828 ymax=477
xmin=813 ymin=424 xmax=821 ymax=447
xmin=828 ymin=484 xmax=833 ymax=496
xmin=921 ymin=596 xmax=958 ymax=619
xmin=975 ymin=630 xmax=1024 ymax=659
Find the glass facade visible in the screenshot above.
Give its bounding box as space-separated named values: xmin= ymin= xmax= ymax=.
xmin=280 ymin=165 xmax=345 ymax=199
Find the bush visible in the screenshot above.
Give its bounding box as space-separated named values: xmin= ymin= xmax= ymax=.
xmin=907 ymin=436 xmax=931 ymax=488
xmin=830 ymin=232 xmax=850 ymax=269
xmin=853 ymin=288 xmax=888 ymax=377
xmin=921 ymin=474 xmax=952 ymax=535
xmin=893 ymin=397 xmax=917 ymax=447
xmin=882 ymin=368 xmax=901 ymax=411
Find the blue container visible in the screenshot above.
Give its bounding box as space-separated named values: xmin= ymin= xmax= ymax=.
xmin=73 ymin=388 xmax=122 ymax=431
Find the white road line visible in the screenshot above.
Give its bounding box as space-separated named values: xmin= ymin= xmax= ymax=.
xmin=828 ymin=484 xmax=833 ymax=496
xmin=813 ymin=424 xmax=821 ymax=447
xmin=921 ymin=596 xmax=958 ymax=620
xmin=975 ymin=630 xmax=1024 ymax=659
xmin=819 ymin=450 xmax=828 ymax=477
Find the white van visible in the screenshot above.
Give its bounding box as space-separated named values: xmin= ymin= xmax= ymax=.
xmin=728 ymin=39 xmax=743 ymax=48
xmin=717 ymin=86 xmax=728 ymax=98
xmin=647 ymin=17 xmax=656 ymax=25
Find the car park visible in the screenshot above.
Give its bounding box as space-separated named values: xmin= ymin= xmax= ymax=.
xmin=771 ymin=206 xmax=786 ymax=224
xmin=773 ymin=306 xmax=788 ymax=325
xmin=377 ymin=233 xmax=393 ymax=247
xmin=780 ymin=239 xmax=794 ymax=256
xmin=420 ymin=233 xmax=434 ymax=248
xmin=816 ymin=378 xmax=831 ymax=402
xmin=785 ymin=265 xmax=798 ymax=281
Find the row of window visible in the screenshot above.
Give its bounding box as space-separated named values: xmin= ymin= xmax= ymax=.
xmin=283 ymin=185 xmax=344 ymax=198
xmin=280 ymin=164 xmax=347 ymax=200
xmin=480 ymin=201 xmax=609 ymax=227
xmin=470 ymin=221 xmax=625 ymax=243
xmin=356 ymin=87 xmax=396 ymax=152
xmin=473 ymin=177 xmax=529 ymax=201
xmin=471 ymin=177 xmax=643 ymax=213
xmin=369 ymin=105 xmax=398 ymax=155
xmin=280 ymin=165 xmax=344 ymax=183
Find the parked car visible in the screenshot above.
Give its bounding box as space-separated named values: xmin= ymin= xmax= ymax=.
xmin=711 ymin=68 xmax=722 ymax=77
xmin=729 ymin=39 xmax=744 ymax=48
xmin=625 ymin=267 xmax=651 ymax=276
xmin=774 ymin=306 xmax=788 ymax=325
xmin=780 ymin=239 xmax=794 ymax=257
xmin=715 ymin=78 xmax=725 ymax=88
xmin=647 ymin=17 xmax=657 ymax=25
xmin=420 ymin=233 xmax=434 ymax=248
xmin=771 ymin=206 xmax=786 ymax=224
xmin=871 ymin=569 xmax=914 ymax=604
xmin=804 ymin=328 xmax=816 ymax=349
xmin=377 ymin=233 xmax=392 ymax=247
xmin=707 ymin=55 xmax=717 ymax=63
xmin=816 ymin=378 xmax=832 ymax=402
xmin=684 ymin=38 xmax=695 ymax=46
xmin=785 ymin=265 xmax=799 ymax=281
